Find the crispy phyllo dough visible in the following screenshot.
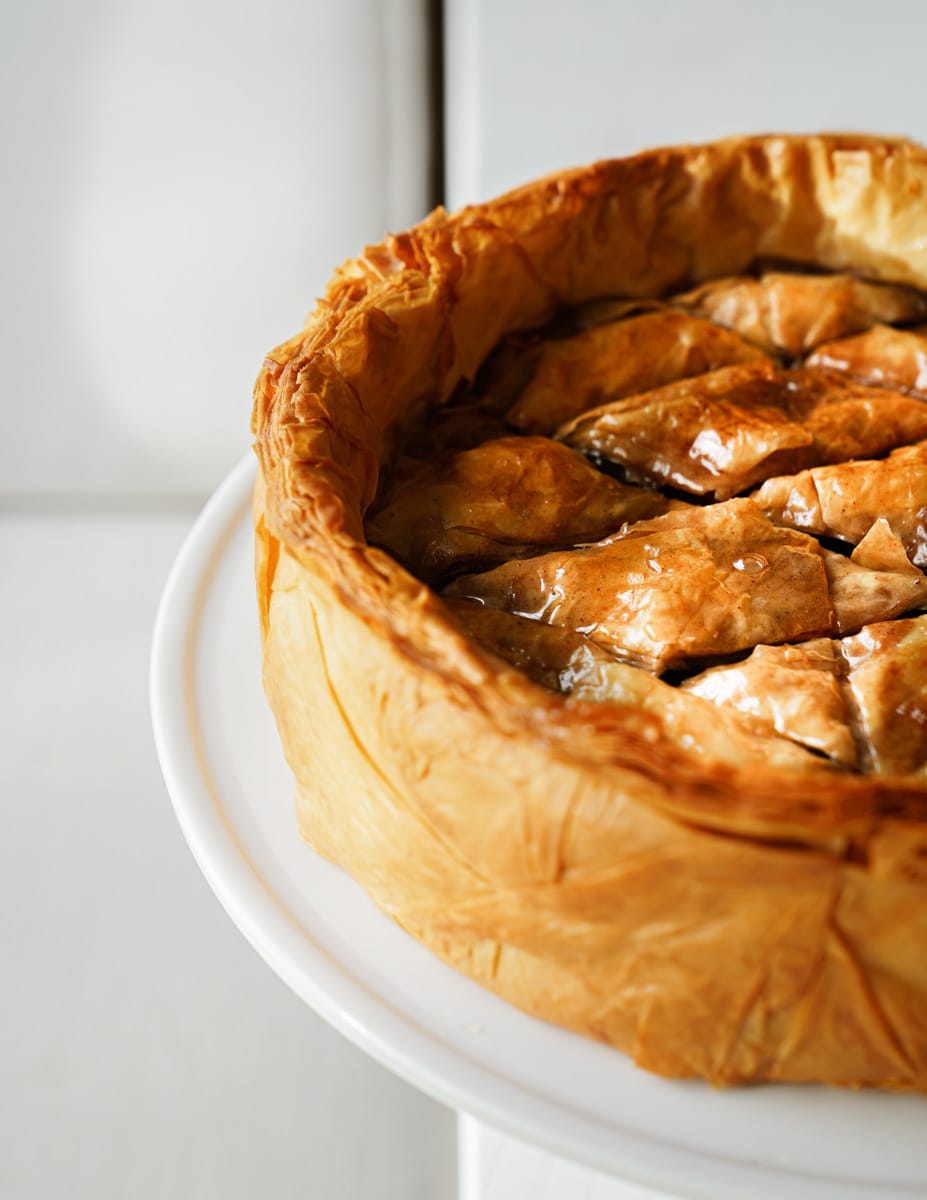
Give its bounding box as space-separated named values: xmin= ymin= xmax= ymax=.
xmin=447 ymin=603 xmax=842 ymax=774
xmin=755 ymin=442 xmax=927 ymax=566
xmin=564 ymin=643 xmax=839 ymax=773
xmin=684 ymin=613 xmax=927 ymax=776
xmin=806 ymin=323 xmax=927 ymax=393
xmin=558 ymin=363 xmax=927 ymax=499
xmin=556 ymin=361 xmax=810 ymax=498
xmin=366 ymin=437 xmax=674 ymax=584
xmin=255 ymin=136 xmax=927 ymax=1092
xmin=441 ymin=598 xmax=599 ymax=690
xmin=673 ymin=272 xmax=927 ymax=357
xmin=842 ymin=615 xmax=927 ymax=775
xmin=683 ymin=640 xmax=856 ymax=765
xmin=445 ymin=501 xmax=924 ymax=671
xmin=819 ymin=520 xmax=924 ymax=634
xmin=781 ymin=369 xmax=927 ymax=462
xmin=503 ymin=311 xmax=768 ymax=434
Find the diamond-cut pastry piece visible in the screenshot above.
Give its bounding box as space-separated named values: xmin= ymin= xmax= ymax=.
xmin=806 ymin=323 xmax=927 ymax=394
xmin=556 ymin=362 xmax=812 ymax=498
xmin=444 ymin=500 xmax=923 ymax=672
xmin=755 ymin=442 xmax=927 ymax=566
xmin=842 ymin=615 xmax=927 ymax=775
xmin=557 ymin=363 xmax=927 ymax=499
xmin=564 ymin=644 xmax=839 ymax=774
xmin=366 ymin=437 xmax=675 ymax=584
xmin=780 ymin=369 xmax=927 ymax=464
xmin=504 ymin=310 xmax=768 ymax=434
xmin=673 ymin=272 xmax=927 ymax=357
xmin=819 ymin=520 xmax=925 ymax=634
xmin=446 ymin=603 xmax=839 ymax=774
xmin=683 ymin=640 xmax=856 ymax=765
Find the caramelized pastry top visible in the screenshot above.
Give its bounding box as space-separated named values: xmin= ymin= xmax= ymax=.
xmin=366 ymin=263 xmax=927 ymax=781
xmin=672 ymin=272 xmax=927 ymax=357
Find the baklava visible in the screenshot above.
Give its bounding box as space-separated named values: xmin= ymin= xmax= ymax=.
xmin=253 ymin=135 xmax=927 ymax=1089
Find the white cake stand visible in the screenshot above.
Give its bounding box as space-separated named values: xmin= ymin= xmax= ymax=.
xmin=151 ymin=455 xmax=927 ymax=1200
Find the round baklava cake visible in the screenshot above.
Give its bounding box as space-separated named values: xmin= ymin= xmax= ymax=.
xmin=253 ymin=135 xmax=927 ymax=1090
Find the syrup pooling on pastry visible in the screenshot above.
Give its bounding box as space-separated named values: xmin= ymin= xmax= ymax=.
xmin=363 ymin=265 xmax=927 ymax=779
xmin=445 ymin=601 xmax=841 ymax=774
xmin=444 ymin=501 xmax=923 ymax=672
xmin=557 ymin=364 xmax=927 ymax=500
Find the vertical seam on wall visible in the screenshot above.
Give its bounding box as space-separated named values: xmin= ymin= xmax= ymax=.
xmin=380 ymin=0 xmax=434 ymax=228
xmin=443 ymin=0 xmax=481 ymax=208
xmin=428 ymin=0 xmax=446 ymax=207
xmin=375 ymin=0 xmax=391 ymax=235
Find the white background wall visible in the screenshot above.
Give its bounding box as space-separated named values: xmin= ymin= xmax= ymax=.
xmin=2 ymin=0 xmax=432 ymax=501
xmin=1 ymin=3 xmax=456 ymax=1198
xmin=446 ymin=0 xmax=927 ymax=209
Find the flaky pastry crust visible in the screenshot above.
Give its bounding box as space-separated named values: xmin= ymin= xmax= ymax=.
xmin=252 ymin=135 xmax=927 ymax=1089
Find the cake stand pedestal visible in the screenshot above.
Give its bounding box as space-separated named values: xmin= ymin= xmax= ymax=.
xmin=459 ymin=1116 xmax=681 ymax=1199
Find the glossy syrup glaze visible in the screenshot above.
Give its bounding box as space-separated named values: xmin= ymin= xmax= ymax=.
xmin=364 ymin=268 xmax=927 ymax=779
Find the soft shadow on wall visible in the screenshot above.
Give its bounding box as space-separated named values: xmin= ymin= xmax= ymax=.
xmin=2 ymin=0 xmax=433 ymax=504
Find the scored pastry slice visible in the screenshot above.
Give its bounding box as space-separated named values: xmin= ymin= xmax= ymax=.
xmin=502 ymin=310 xmax=768 ymax=434
xmin=817 ymin=519 xmax=924 ymax=634
xmin=672 ymin=271 xmax=927 ymax=357
xmin=555 ymin=361 xmax=812 ymax=498
xmin=442 ymin=597 xmax=595 ymax=690
xmin=443 ymin=500 xmax=925 ymax=672
xmin=755 ymin=441 xmax=927 ymax=566
xmin=842 ymin=615 xmax=927 ymax=775
xmin=365 ymin=436 xmax=675 ymax=584
xmin=445 ymin=601 xmax=839 ymax=775
xmin=806 ymin=323 xmax=927 ymax=394
xmin=556 ymin=362 xmax=927 ymax=499
xmin=683 ymin=614 xmax=927 ymax=777
xmin=779 ymin=368 xmax=927 ymax=463
xmin=683 ymin=640 xmax=857 ymax=766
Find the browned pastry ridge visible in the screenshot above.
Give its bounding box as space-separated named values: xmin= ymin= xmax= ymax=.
xmin=252 ymin=135 xmax=927 ymax=1091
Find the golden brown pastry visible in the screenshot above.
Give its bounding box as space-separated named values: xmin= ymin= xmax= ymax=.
xmin=673 ymin=271 xmax=927 ymax=356
xmin=818 ymin=519 xmax=923 ymax=632
xmin=683 ymin=639 xmax=857 ymax=765
xmin=556 ymin=362 xmax=927 ymax=498
xmin=780 ymin=369 xmax=927 ymax=463
xmin=685 ymin=616 xmax=927 ymax=778
xmin=444 ymin=501 xmax=924 ymax=670
xmin=556 ymin=361 xmax=812 ymax=498
xmin=806 ymin=323 xmax=927 ymax=393
xmin=842 ymin=616 xmax=927 ymax=775
xmin=442 ymin=598 xmax=602 ymax=690
xmin=365 ymin=436 xmax=673 ymax=584
xmin=504 ymin=310 xmax=768 ymax=434
xmin=253 ymin=135 xmax=927 ymax=1091
xmin=561 ymin=641 xmax=841 ymax=775
xmin=756 ymin=441 xmax=927 ymax=566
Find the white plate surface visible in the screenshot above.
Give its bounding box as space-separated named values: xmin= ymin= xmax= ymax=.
xmin=151 ymin=456 xmax=927 ymax=1200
